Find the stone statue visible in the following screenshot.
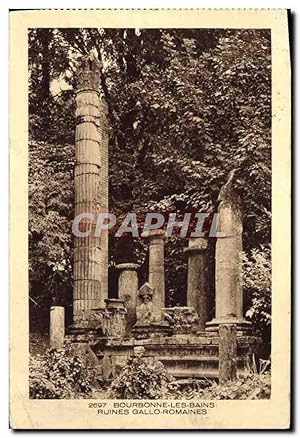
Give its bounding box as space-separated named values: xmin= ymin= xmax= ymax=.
xmin=136 ymin=283 xmax=154 ymax=324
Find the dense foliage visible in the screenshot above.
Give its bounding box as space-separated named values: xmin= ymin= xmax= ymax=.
xmin=30 ymin=345 xmax=271 ymax=400
xmin=242 ymin=245 xmax=272 ymax=338
xmin=109 ymin=355 xmax=170 ymax=399
xmin=28 ymin=28 xmax=271 ymax=332
xmin=29 ymin=347 xmax=91 ymax=399
xmin=29 ymin=140 xmax=74 ymax=330
xmin=201 ymin=372 xmax=271 ymax=400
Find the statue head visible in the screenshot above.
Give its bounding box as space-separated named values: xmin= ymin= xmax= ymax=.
xmin=133 ymin=346 xmax=145 ymax=358
xmin=138 ymin=282 xmax=154 ymax=304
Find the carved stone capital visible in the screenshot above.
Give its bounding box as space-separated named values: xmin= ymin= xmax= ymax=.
xmin=76 ymin=51 xmax=102 ymax=92
xmin=116 ymin=263 xmax=139 ymax=271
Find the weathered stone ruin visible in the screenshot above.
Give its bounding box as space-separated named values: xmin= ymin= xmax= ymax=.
xmin=50 ymin=52 xmax=259 ymax=384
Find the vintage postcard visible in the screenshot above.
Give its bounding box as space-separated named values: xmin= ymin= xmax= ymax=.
xmin=9 ymin=9 xmax=291 ymax=429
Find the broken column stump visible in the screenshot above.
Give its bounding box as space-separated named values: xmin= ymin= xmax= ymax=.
xmin=116 ymin=263 xmax=139 ymax=334
xmin=50 ymin=306 xmax=65 ymax=349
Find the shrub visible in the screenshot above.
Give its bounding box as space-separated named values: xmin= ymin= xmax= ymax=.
xmin=242 ymin=245 xmax=271 ymax=336
xmin=201 ymin=372 xmax=271 ymax=400
xmin=165 ymin=379 xmax=213 ymax=399
xmin=29 ymin=346 xmax=92 ymax=399
xmin=109 ymin=355 xmax=170 ymax=399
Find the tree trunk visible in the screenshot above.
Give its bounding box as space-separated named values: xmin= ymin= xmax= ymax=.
xmin=40 ymin=29 xmax=52 ymax=100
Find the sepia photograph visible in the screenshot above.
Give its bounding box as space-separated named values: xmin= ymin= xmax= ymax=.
xmin=9 ymin=9 xmax=290 ymax=429
xmin=28 ymin=26 xmax=272 ymax=401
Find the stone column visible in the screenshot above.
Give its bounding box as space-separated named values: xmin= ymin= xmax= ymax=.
xmin=116 ymin=263 xmax=139 ymax=333
xmin=50 ymin=306 xmax=65 ymax=348
xmin=73 ymin=52 xmax=109 ymax=325
xmin=206 ymin=172 xmax=249 ymax=331
xmin=144 ymin=230 xmax=165 ymax=322
xmin=98 ymin=99 xmax=109 ymax=303
xmin=215 ymin=190 xmax=243 ymax=321
xmin=219 ymin=324 xmax=237 ymax=384
xmin=184 ymin=237 xmax=209 ymax=330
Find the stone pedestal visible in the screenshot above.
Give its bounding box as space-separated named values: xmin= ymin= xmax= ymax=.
xmin=50 ymin=306 xmax=65 ymax=349
xmin=116 ymin=263 xmax=139 ymax=334
xmin=65 ymin=326 xmax=101 ymax=382
xmin=142 ymin=230 xmax=165 ymax=323
xmin=184 ymin=237 xmax=209 ymax=330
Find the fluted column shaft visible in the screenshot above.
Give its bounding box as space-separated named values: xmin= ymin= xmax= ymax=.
xmin=73 ymin=54 xmax=108 ymax=325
